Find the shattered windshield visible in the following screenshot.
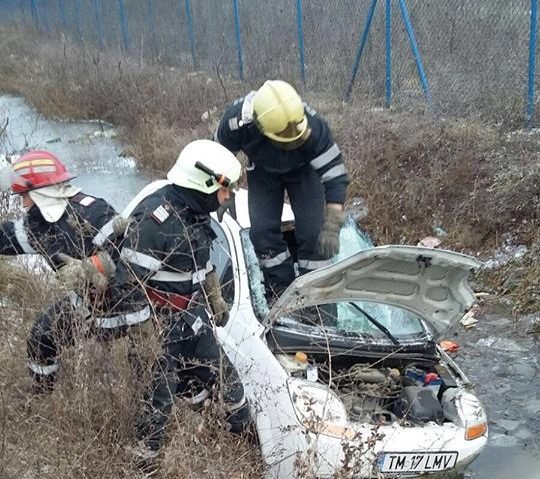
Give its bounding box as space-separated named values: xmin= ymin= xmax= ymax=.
xmin=241 ymin=217 xmax=425 ymax=337
xmin=332 ymin=219 xmax=425 ymax=337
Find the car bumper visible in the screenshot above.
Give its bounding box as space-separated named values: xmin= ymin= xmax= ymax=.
xmin=261 ymin=421 xmax=488 ymax=479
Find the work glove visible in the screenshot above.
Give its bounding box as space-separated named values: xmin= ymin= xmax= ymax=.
xmin=316 ymin=207 xmax=346 ymax=258
xmin=57 ymin=252 xmax=115 ymax=292
xmin=204 ymin=270 xmax=229 ymax=326
xmin=111 ymin=215 xmax=133 ymax=236
xmin=217 ymin=191 xmax=237 ymax=222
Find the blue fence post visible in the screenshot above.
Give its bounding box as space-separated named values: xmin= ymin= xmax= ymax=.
xmin=527 ymin=0 xmax=538 ymax=128
xmin=232 ymin=0 xmax=244 ymax=80
xmin=184 ymin=0 xmax=196 ymax=67
xmin=74 ymin=0 xmax=82 ymax=41
xmin=296 ymin=0 xmax=306 ymax=84
xmin=20 ymin=0 xmax=29 ymax=23
xmin=93 ymin=0 xmax=104 ymax=49
xmin=147 ymin=0 xmax=157 ymax=57
xmin=58 ymin=0 xmax=67 ymax=30
xmin=345 ymin=0 xmax=378 ymax=101
xmin=30 ymin=0 xmax=39 ymax=29
xmin=385 ymin=0 xmax=392 ymax=107
xmin=41 ymin=0 xmax=50 ymax=33
xmin=118 ymin=0 xmax=129 ymax=51
xmin=398 ymin=0 xmax=433 ymax=109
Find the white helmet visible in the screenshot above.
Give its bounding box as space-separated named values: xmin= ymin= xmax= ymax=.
xmin=167 ymin=140 xmax=242 ymax=194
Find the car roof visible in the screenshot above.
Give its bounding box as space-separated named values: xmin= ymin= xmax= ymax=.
xmin=234 ymin=188 xmax=295 ymax=228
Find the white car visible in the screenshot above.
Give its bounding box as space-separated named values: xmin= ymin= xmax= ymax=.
xmin=205 ymin=189 xmax=487 ymax=478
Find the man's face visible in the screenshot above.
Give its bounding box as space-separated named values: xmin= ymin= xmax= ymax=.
xmin=21 ymin=192 xmax=34 ymax=209
xmin=217 ymin=187 xmax=231 ymax=205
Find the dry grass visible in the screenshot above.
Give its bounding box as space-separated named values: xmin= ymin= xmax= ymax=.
xmin=0 ymin=23 xmax=539 ymax=476
xmin=0 ymin=270 xmax=263 ymax=479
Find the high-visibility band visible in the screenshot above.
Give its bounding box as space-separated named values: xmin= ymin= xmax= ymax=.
xmin=95 ymin=306 xmax=151 ymax=329
xmin=310 ymin=144 xmax=340 ymax=170
xmin=121 ymin=248 xmax=161 ymax=272
xmin=241 ymin=91 xmax=256 ymax=124
xmin=259 ymin=250 xmax=291 ymax=269
xmin=298 ymin=258 xmax=334 ymax=270
xmin=224 ymin=394 xmax=247 ymax=413
xmin=14 ymin=219 xmax=37 ymax=254
xmin=146 ymin=288 xmax=192 ymax=311
xmin=321 ymin=164 xmax=347 ymax=183
xmin=183 ymin=388 xmax=210 ymax=405
xmin=151 ymin=261 xmax=212 ymax=284
xmin=13 ymin=158 xmax=55 ymax=170
xmin=92 ymin=217 xmax=116 ymax=247
xmin=28 ymin=360 xmax=59 ymax=376
xmin=32 ymin=165 xmax=57 ymax=174
xmin=151 ymin=270 xmax=192 ymax=282
xmin=192 ymin=267 xmax=208 ymax=284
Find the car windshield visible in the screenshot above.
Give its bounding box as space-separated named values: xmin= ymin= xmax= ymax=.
xmin=241 ymin=217 xmax=426 ymax=339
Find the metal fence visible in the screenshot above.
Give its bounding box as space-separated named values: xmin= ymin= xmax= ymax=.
xmin=1 ymin=0 xmax=539 ymax=127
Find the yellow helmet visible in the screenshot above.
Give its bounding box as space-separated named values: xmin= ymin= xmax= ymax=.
xmin=252 ymin=80 xmax=309 ymax=145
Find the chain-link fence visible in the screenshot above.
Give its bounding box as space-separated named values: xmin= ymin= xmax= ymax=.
xmin=0 ymin=0 xmax=538 ymax=126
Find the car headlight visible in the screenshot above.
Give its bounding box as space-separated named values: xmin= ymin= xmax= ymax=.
xmin=443 ymin=389 xmax=488 ymax=441
xmin=288 ymin=379 xmax=355 ymax=440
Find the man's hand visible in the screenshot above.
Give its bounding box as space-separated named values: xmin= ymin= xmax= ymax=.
xmin=111 ymin=215 xmax=133 ymax=236
xmin=57 ymin=252 xmax=115 ymax=291
xmin=216 ymin=192 xmax=237 ymax=222
xmin=316 ymin=204 xmax=346 ymax=258
xmin=204 ymin=270 xmax=229 ymax=326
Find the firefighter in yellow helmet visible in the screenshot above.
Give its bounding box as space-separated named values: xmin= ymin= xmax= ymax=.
xmin=215 ymin=80 xmax=349 ymax=299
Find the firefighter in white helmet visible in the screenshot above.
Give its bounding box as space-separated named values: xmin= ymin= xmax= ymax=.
xmin=113 ymin=140 xmax=249 ymax=468
xmin=215 ymin=80 xmax=349 ymax=300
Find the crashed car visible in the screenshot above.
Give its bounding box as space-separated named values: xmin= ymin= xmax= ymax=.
xmin=209 ymin=189 xmax=488 ymax=478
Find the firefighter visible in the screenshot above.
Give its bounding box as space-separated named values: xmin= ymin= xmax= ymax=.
xmin=0 ymin=150 xmax=149 ymax=393
xmin=215 ymin=79 xmax=349 ymax=299
xmin=115 ymin=140 xmax=250 ymax=464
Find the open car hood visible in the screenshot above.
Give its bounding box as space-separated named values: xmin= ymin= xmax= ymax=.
xmin=267 ymin=246 xmax=481 ymax=336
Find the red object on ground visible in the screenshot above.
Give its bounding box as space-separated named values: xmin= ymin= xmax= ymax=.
xmin=424 ymin=372 xmax=440 ymax=385
xmin=440 ymin=339 xmax=460 ymax=353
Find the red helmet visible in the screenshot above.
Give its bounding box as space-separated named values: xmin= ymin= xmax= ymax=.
xmin=10 ymin=150 xmax=75 ymax=194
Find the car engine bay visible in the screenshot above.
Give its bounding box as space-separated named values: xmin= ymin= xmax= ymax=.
xmin=276 ymin=351 xmax=463 ymax=426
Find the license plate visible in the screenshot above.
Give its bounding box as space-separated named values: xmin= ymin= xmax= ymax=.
xmin=378 ymin=451 xmax=458 ymax=473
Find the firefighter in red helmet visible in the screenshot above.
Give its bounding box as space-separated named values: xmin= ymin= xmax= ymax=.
xmin=0 ymin=150 xmax=146 ymax=393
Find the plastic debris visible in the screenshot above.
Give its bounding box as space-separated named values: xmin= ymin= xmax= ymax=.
xmin=460 ymin=304 xmax=480 ymax=329
xmin=474 ymin=292 xmax=490 ymax=299
xmin=440 ymin=340 xmax=460 ymax=353
xmin=417 ymin=236 xmax=441 ymax=248
xmin=92 ymin=129 xmax=118 ymax=139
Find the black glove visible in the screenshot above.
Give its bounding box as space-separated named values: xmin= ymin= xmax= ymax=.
xmin=217 ymin=191 xmax=237 ymax=222
xmin=316 ymin=207 xmax=346 ymax=258
xmin=204 ymin=271 xmax=230 ymax=326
